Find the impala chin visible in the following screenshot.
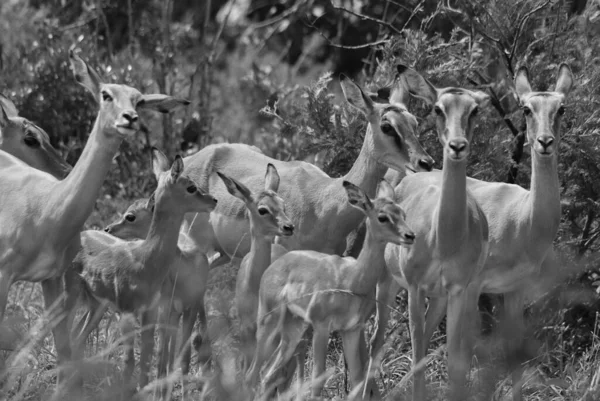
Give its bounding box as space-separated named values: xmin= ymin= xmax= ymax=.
xmin=116 ymin=125 xmax=138 ymax=136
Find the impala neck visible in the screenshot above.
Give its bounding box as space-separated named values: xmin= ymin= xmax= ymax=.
xmin=437 ymin=156 xmax=467 ymax=257
xmin=247 ymin=225 xmax=273 ymax=291
xmin=529 ymin=151 xmax=560 ymax=241
xmin=53 ymin=117 xmax=123 ymax=236
xmin=342 ymin=125 xmax=388 ymax=198
xmin=351 ymin=220 xmax=387 ymax=294
xmin=145 ymin=205 xmax=184 ymax=269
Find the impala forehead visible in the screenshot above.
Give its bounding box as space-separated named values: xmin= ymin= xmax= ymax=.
xmin=374 ymin=199 xmax=402 ymax=214
xmin=381 ymin=105 xmax=418 ymax=129
xmin=101 ymin=83 xmax=142 ymax=104
xmin=436 ymin=92 xmax=478 ymax=114
xmin=258 ymin=190 xmax=285 ymax=209
xmin=522 ymin=93 xmax=565 ymax=113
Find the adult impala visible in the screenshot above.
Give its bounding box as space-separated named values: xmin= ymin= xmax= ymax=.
xmin=0 ymin=93 xmax=71 ymax=179
xmin=181 ymin=69 xmax=434 ymax=261
xmin=0 ymin=50 xmax=189 ymax=372
xmin=376 ymin=64 xmax=573 ymax=401
xmin=379 ymin=65 xmax=490 ymax=401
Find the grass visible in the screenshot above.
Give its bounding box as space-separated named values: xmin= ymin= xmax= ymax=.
xmin=1 ymin=196 xmax=599 ymax=401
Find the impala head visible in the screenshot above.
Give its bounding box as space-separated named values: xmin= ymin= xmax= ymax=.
xmin=152 ymin=148 xmax=217 ymax=214
xmin=515 ymin=63 xmax=574 ymax=157
xmin=69 ymin=50 xmax=190 ymax=137
xmin=104 ymin=197 xmax=154 ymax=239
xmin=396 ymin=65 xmax=490 ymax=162
xmin=340 ymin=72 xmax=434 ymax=173
xmin=343 ymin=180 xmax=415 ymax=246
xmin=217 ymin=163 xmax=294 ymax=239
xmin=0 ymin=94 xmax=71 ymax=178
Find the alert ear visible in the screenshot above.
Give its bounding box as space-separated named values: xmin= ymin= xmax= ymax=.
xmin=514 ymin=66 xmax=532 ymax=99
xmin=376 ymin=179 xmax=395 ymax=200
xmin=217 ymin=171 xmax=253 ymax=203
xmin=264 ymin=163 xmax=280 ymax=192
xmin=151 ymin=147 xmax=170 ymax=179
xmin=395 ymin=64 xmax=438 ymax=106
xmin=340 ymin=74 xmax=374 ymax=116
xmin=138 ymin=94 xmax=191 ymax=113
xmin=343 ymin=181 xmax=373 ymax=213
xmin=69 ymin=49 xmax=103 ymax=101
xmin=554 ymin=63 xmax=574 ymax=96
xmin=170 ymin=155 xmax=184 ymax=181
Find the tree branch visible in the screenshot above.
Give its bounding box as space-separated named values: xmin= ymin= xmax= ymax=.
xmin=304 ymin=18 xmax=390 ymax=49
xmin=509 ymin=0 xmax=552 ymax=62
xmin=330 ymin=2 xmax=403 ymax=35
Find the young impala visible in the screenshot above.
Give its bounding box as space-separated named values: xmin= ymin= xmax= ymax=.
xmin=69 ymin=148 xmax=217 ymax=388
xmin=248 ymin=179 xmax=414 ymax=400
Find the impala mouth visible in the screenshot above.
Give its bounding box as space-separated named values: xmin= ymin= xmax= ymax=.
xmin=404 ymin=164 xmax=417 ymax=174
xmin=116 ymin=125 xmax=138 ymax=135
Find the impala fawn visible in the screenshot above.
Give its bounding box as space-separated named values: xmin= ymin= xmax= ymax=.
xmin=248 ymin=180 xmax=414 ymax=399
xmin=69 ymin=148 xmax=217 ymax=388
xmin=215 ymin=164 xmax=294 ymax=373
xmin=104 ymin=194 xmax=212 ymax=385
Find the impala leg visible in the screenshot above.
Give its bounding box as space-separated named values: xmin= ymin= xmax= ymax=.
xmin=0 ymin=272 xmax=14 ymax=349
xmin=139 ymin=308 xmax=158 ymax=389
xmin=121 ymin=314 xmax=136 ymax=386
xmin=157 ymin=306 xmax=176 ymax=378
xmin=247 ymin=306 xmax=280 ymax=388
xmin=446 ymin=289 xmax=471 ymax=401
xmin=195 ymin=298 xmax=211 ymax=368
xmin=408 ymin=287 xmax=427 ymax=401
xmin=341 ymin=328 xmax=369 ymax=399
xmin=423 ymin=296 xmax=448 ymax=352
xmin=181 ymin=307 xmax=196 ymax=375
xmin=41 ymin=277 xmax=72 ymax=382
xmin=504 ymin=290 xmax=525 ymax=401
xmin=310 ymin=327 xmax=329 ymax=398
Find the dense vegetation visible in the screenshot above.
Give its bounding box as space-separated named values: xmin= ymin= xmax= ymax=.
xmin=1 ymin=0 xmax=599 ymax=400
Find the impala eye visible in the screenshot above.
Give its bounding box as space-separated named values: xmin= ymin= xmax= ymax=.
xmin=523 ymin=106 xmax=532 ymax=116
xmin=380 ymin=123 xmax=395 ymax=136
xmin=102 ymin=91 xmax=113 ymax=102
xmin=258 ymin=207 xmax=270 ymax=215
xmin=378 ymin=215 xmax=389 ymax=223
xmin=434 ymin=106 xmax=443 ymax=116
xmin=558 ymin=106 xmax=565 ymax=116
xmin=125 ymin=214 xmax=136 ymax=222
xmin=186 ymin=185 xmax=197 ymax=193
xmin=24 ymin=134 xmax=40 ymax=148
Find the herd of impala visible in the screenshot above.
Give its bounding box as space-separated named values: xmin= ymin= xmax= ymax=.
xmin=0 ymin=48 xmax=573 ymax=401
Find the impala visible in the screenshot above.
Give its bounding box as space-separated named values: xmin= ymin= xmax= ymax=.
xmin=104 ymin=194 xmax=211 ymax=389
xmin=180 ymin=69 xmax=433 ymax=265
xmin=0 ymin=93 xmax=71 ymax=179
xmin=0 ymin=50 xmax=189 ymax=378
xmin=69 ymin=148 xmax=217 ymax=388
xmin=249 ymin=179 xmax=414 ymax=399
xmin=375 ymin=64 xmax=573 ymax=401
xmin=215 ymin=164 xmax=294 ymax=373
xmin=376 ymin=65 xmax=490 ymax=401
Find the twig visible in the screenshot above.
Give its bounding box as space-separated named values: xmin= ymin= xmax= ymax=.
xmin=304 ymin=18 xmax=389 ymax=49
xmin=401 ymin=0 xmax=425 ymax=31
xmin=509 ymin=0 xmax=552 ymax=62
xmin=57 ymin=15 xmax=98 ymax=32
xmin=249 ymin=1 xmax=302 ymax=29
xmin=330 ymin=2 xmax=403 ymax=35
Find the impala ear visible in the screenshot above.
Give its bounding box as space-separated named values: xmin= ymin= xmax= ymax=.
xmin=145 ymin=193 xmax=156 ymax=212
xmin=264 ymin=163 xmax=280 ymax=192
xmin=170 ymin=155 xmax=184 ymax=181
xmin=514 ymin=66 xmax=532 ymax=99
xmin=0 ymin=94 xmax=18 ymax=128
xmin=340 ymin=74 xmax=374 ymax=115
xmin=217 ymin=171 xmax=253 ymax=203
xmin=555 ymin=63 xmax=574 ymax=96
xmin=138 ymin=94 xmax=191 ymax=113
xmin=395 ymin=64 xmax=438 ymax=106
xmin=69 ymin=49 xmax=103 ymax=101
xmin=151 ymin=147 xmax=170 ymax=178
xmin=376 ymin=179 xmax=395 ymax=200
xmin=343 ymin=181 xmax=373 ymax=213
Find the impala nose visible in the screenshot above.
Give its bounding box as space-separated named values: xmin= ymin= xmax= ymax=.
xmin=448 ymin=139 xmax=467 ymax=157
xmin=537 ymin=136 xmax=554 ymax=152
xmin=417 ymin=157 xmax=434 ymax=171
xmin=104 ymin=227 xmax=111 ymax=233
xmin=403 ymin=232 xmax=416 ymax=242
xmin=122 ymin=111 xmax=139 ymax=125
xmin=282 ymin=223 xmax=295 ymax=235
